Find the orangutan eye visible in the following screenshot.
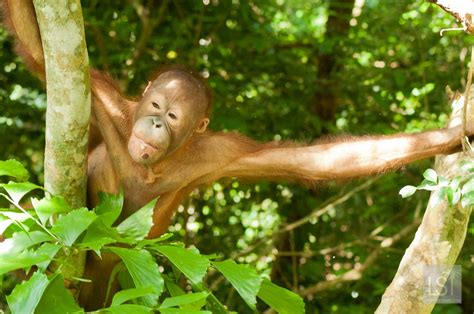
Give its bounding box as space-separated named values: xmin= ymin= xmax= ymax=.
xmin=168 ymin=112 xmax=178 ymax=120
xmin=152 ymin=101 xmax=160 ymax=109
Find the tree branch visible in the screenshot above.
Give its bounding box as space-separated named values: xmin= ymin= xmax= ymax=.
xmin=376 ymin=88 xmax=474 ymax=313
xmin=428 ymin=0 xmax=474 ymax=34
xmin=300 ymin=219 xmax=421 ymax=297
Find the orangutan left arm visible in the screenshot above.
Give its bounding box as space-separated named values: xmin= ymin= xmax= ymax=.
xmin=218 ymin=126 xmax=462 ymax=181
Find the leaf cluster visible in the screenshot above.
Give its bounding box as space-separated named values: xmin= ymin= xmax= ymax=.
xmin=0 ymin=160 xmax=304 ymax=313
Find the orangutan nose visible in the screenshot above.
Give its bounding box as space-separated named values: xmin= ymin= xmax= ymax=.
xmin=152 ymin=118 xmax=162 ymax=128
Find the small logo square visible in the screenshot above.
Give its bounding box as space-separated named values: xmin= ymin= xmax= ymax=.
xmin=423 ymin=265 xmax=462 ymax=304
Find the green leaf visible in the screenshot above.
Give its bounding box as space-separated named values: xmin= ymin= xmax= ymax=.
xmin=111 ymin=286 xmax=156 ymax=306
xmin=35 ymin=243 xmax=61 ymax=272
xmin=399 ymin=185 xmax=417 ymax=198
xmin=417 ymin=179 xmax=438 ymax=191
xmin=116 ymin=198 xmax=156 ymax=241
xmin=106 ymin=304 xmax=152 ymax=314
xmin=153 ymin=245 xmax=209 ymax=285
xmin=94 ymin=191 xmax=123 ymax=227
xmin=450 ymin=177 xmax=461 ymax=190
xmin=461 ymin=177 xmax=474 ymax=195
xmin=212 ymin=260 xmax=262 ymax=309
xmin=461 ymin=191 xmax=474 ymax=208
xmin=6 ymin=272 xmax=49 ymax=314
xmin=0 ymin=211 xmax=30 ymax=234
xmin=159 ymin=310 xmax=211 ymax=314
xmin=423 ymin=168 xmax=438 ymax=183
xmin=35 ymin=275 xmax=83 ymax=314
xmin=452 ymin=188 xmax=461 ymax=205
xmin=79 ymin=219 xmax=118 ymax=253
xmin=136 ymin=233 xmax=174 ymax=248
xmin=160 ymin=291 xmax=208 ymax=309
xmin=438 ymin=176 xmax=450 ymax=187
xmin=2 ymin=181 xmax=42 ymax=204
xmin=0 ymin=251 xmax=50 ymax=275
xmin=109 ymin=247 xmax=163 ymax=307
xmin=164 ymin=278 xmax=185 ymax=297
xmin=0 ymin=160 xmax=29 ymax=181
xmin=32 ymin=196 xmax=71 ymax=225
xmin=257 ymin=278 xmax=305 ymax=314
xmin=205 ymin=292 xmax=228 ymax=314
xmin=460 ymin=160 xmax=474 ymax=172
xmin=51 ymin=208 xmax=96 ymax=246
xmin=447 ymin=187 xmax=453 ymax=205
xmin=0 ymin=230 xmax=52 ymax=255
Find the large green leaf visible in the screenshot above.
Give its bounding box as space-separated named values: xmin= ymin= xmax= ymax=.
xmin=257 ymin=278 xmax=305 ymax=314
xmin=399 ymin=185 xmax=417 ymax=198
xmin=35 ymin=243 xmax=61 ymax=272
xmin=0 ymin=230 xmax=52 ymax=255
xmin=109 ymin=247 xmax=163 ymax=307
xmin=80 ymin=219 xmax=119 ymax=253
xmin=35 ymin=275 xmax=83 ymax=314
xmin=159 ymin=291 xmax=208 ymax=309
xmin=2 ymin=181 xmax=42 ymax=204
xmin=212 ymin=260 xmax=262 ymax=310
xmin=159 ymin=309 xmax=211 ymax=314
xmin=164 ymin=278 xmax=185 ymax=297
xmin=94 ymin=191 xmax=123 ymax=227
xmin=0 ymin=160 xmax=29 ymax=181
xmin=0 ymin=251 xmax=50 ymax=275
xmin=153 ymin=245 xmax=209 ymax=285
xmin=205 ymin=292 xmax=228 ymax=314
xmin=106 ymin=304 xmax=152 ymax=314
xmin=6 ymin=272 xmax=49 ymax=314
xmin=0 ymin=211 xmax=31 ymax=234
xmin=32 ymin=196 xmax=71 ymax=225
xmin=423 ymin=168 xmax=438 ymax=184
xmin=111 ymin=286 xmax=156 ymax=306
xmin=116 ymin=198 xmax=156 ymax=241
xmin=51 ymin=208 xmax=96 ymax=246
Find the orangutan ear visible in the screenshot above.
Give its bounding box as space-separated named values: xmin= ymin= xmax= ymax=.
xmin=142 ymin=81 xmax=153 ymax=96
xmin=196 ymin=118 xmax=210 ymax=133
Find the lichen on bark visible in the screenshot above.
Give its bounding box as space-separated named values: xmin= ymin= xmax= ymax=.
xmin=33 ymin=0 xmax=91 ymax=283
xmin=33 ymin=0 xmax=91 ymax=209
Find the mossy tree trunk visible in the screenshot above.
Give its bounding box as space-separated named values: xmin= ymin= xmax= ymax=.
xmin=33 ymin=0 xmax=90 ymax=208
xmin=33 ymin=0 xmax=91 ymax=281
xmin=376 ymin=92 xmax=473 ymax=313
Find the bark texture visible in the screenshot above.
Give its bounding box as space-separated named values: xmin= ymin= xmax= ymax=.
xmin=376 ymin=93 xmax=473 ymax=313
xmin=33 ymin=0 xmax=91 ymax=209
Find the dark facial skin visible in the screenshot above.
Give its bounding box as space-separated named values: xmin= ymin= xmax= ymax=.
xmin=128 ymin=71 xmax=210 ymax=164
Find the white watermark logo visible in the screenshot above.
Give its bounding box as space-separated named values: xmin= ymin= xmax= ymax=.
xmin=423 ymin=265 xmax=462 ymax=304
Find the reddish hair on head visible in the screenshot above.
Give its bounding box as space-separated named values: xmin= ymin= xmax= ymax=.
xmin=148 ymin=65 xmax=213 ymax=118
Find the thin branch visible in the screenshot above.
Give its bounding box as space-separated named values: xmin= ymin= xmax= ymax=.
xmin=132 ymin=0 xmax=169 ymax=63
xmin=300 ymin=219 xmax=421 ymax=297
xmin=231 ymin=179 xmax=378 ymax=260
xmin=121 ymin=0 xmax=169 ymax=88
xmin=289 ymin=230 xmax=299 ymax=291
xmin=278 ymin=178 xmax=377 ymax=234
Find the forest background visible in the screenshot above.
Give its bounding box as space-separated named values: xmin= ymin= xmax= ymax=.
xmin=0 ymin=0 xmax=472 ymax=313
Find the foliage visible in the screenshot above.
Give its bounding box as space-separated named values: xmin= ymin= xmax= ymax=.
xmin=400 ymin=162 xmax=474 ymax=207
xmin=0 ymin=160 xmax=304 ymax=313
xmin=1 ymin=0 xmax=473 ymax=312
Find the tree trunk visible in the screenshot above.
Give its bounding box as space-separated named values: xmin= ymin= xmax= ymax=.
xmin=33 ymin=0 xmax=91 ymax=209
xmin=312 ymin=0 xmax=355 ymax=124
xmin=376 ymin=92 xmax=473 ymax=313
xmin=33 ymin=0 xmax=91 ymax=281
